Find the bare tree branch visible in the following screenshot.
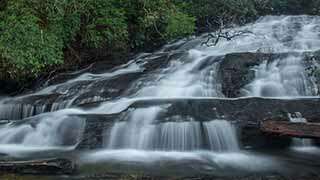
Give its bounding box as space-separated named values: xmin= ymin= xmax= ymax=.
xmin=201 ymin=14 xmax=254 ymax=47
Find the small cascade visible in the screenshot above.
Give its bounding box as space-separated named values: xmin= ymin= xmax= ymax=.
xmin=0 ymin=61 xmax=143 ymax=120
xmin=155 ymin=121 xmax=203 ymax=151
xmin=106 ymin=106 xmax=239 ymax=151
xmin=126 ymin=50 xmax=224 ymax=98
xmin=203 ymin=120 xmax=239 ymax=152
xmin=288 ymin=112 xmax=313 ymax=147
xmin=0 ymin=109 xmax=85 ymax=147
xmin=0 ymin=103 xmax=38 ymax=120
xmin=107 ymin=107 xmax=162 ymax=149
xmin=244 ymin=55 xmax=315 ymax=97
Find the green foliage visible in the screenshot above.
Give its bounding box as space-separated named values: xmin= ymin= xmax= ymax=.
xmin=0 ymin=0 xmax=195 ymax=82
xmin=179 ymin=0 xmax=258 ymax=31
xmin=120 ymin=0 xmax=195 ymax=49
xmin=254 ymin=0 xmax=320 ymax=15
xmin=165 ymin=11 xmax=195 ymax=40
xmin=80 ymin=0 xmax=128 ymax=48
xmin=0 ymin=0 xmax=63 ymax=79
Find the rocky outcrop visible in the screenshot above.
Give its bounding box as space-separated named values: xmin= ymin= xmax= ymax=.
xmin=76 ymin=114 xmax=118 ymax=149
xmin=129 ymin=97 xmax=320 ymax=124
xmin=219 ymin=52 xmax=267 ymax=97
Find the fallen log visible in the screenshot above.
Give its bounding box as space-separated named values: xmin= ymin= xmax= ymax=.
xmin=261 ymin=120 xmax=320 ymax=139
xmin=0 ymin=158 xmax=76 ymax=175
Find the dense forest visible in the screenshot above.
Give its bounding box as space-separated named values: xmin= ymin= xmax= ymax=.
xmin=0 ymin=0 xmax=320 ymax=93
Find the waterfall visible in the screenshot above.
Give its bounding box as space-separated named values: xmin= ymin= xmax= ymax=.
xmin=125 ymin=49 xmax=224 ymax=98
xmin=244 ymin=55 xmax=314 ymax=97
xmin=106 ymin=106 xmax=238 ymax=151
xmin=2 ymin=16 xmax=320 ymax=120
xmin=103 ymin=48 xmax=233 ymax=152
xmin=0 ymin=109 xmax=85 ymax=147
xmin=103 ymin=16 xmax=320 ymax=153
xmin=239 ymin=16 xmax=320 ymax=97
xmin=1 ymin=15 xmax=320 ymax=164
xmin=203 ymin=120 xmax=239 ymax=152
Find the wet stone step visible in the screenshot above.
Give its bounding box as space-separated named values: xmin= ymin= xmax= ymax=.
xmin=0 ymin=158 xmax=76 ymax=175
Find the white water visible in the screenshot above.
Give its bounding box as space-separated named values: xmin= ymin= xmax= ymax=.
xmin=127 ymin=50 xmax=223 ymax=98
xmin=243 ymin=55 xmax=315 ymax=97
xmin=199 ymin=15 xmax=320 ymax=55
xmin=106 ymin=106 xmax=238 ymax=151
xmin=81 ymin=149 xmax=278 ymax=175
xmin=0 ymin=109 xmax=85 ymax=148
xmin=102 ymin=16 xmax=320 ymax=153
xmin=204 ymin=120 xmax=239 ymax=151
xmin=91 ymin=16 xmax=320 ymax=115
xmin=0 ymin=61 xmax=143 ymax=120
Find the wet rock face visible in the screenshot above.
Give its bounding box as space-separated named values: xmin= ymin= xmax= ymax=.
xmin=130 ymin=98 xmax=320 ymax=124
xmin=218 ymin=52 xmax=295 ymax=98
xmin=73 ymin=98 xmax=320 ymax=150
xmin=0 ymin=80 xmax=21 ymax=96
xmin=304 ymin=50 xmax=320 ymax=94
xmin=76 ymin=114 xmax=116 ymax=149
xmin=219 ymin=52 xmax=264 ymax=97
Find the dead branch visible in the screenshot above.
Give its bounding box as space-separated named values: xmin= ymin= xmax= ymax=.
xmin=201 ymin=13 xmax=254 ymax=47
xmin=201 ymin=29 xmax=253 ymax=47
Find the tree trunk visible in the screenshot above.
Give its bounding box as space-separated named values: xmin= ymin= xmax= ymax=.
xmin=261 ymin=120 xmax=320 ymax=139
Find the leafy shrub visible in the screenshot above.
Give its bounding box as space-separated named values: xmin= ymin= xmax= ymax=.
xmin=178 ymin=0 xmax=258 ymax=32
xmin=165 ymin=11 xmax=195 ymax=40
xmin=254 ymin=0 xmax=320 ymax=15
xmin=0 ymin=0 xmax=64 ymax=79
xmin=0 ymin=0 xmax=195 ymax=83
xmin=121 ymin=0 xmax=195 ymax=49
xmin=80 ymin=0 xmax=128 ymax=48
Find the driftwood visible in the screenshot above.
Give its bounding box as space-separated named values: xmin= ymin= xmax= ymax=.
xmin=261 ymin=120 xmax=320 ymax=139
xmin=0 ymin=158 xmax=76 ymax=175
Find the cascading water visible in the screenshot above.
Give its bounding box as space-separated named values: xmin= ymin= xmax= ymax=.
xmin=203 ymin=120 xmax=239 ymax=151
xmin=125 ymin=49 xmax=224 ymax=98
xmin=103 ymin=16 xmax=320 ymax=153
xmin=1 ymin=15 xmax=320 ymax=176
xmin=2 ymin=15 xmax=320 ymax=151
xmin=243 ymin=55 xmax=315 ymax=97
xmin=0 ymin=109 xmax=85 ymax=148
xmin=106 ymin=106 xmax=239 ymax=151
xmin=239 ymin=16 xmax=320 ymax=97
xmin=1 ymin=16 xmax=320 ymax=119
